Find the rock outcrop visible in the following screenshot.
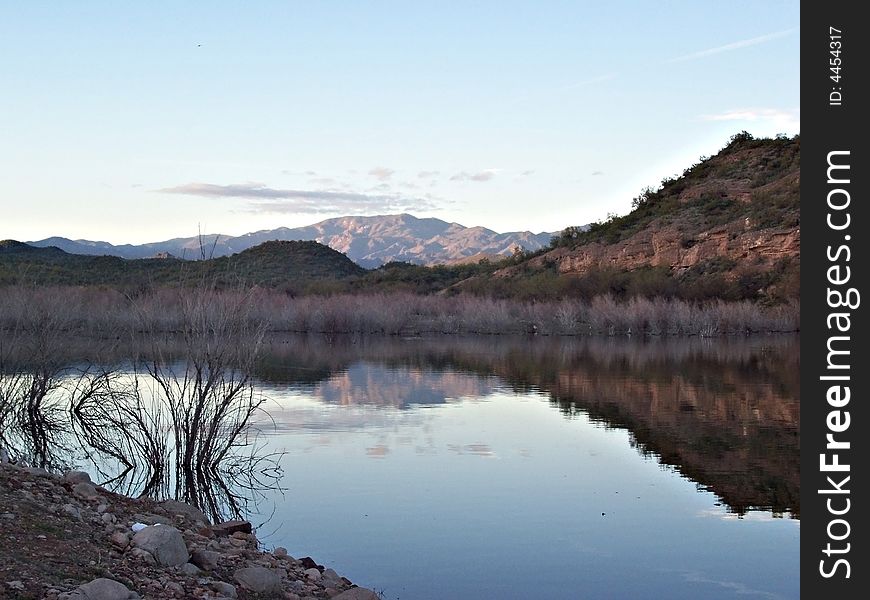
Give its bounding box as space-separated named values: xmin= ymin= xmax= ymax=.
xmin=0 ymin=461 xmax=381 ymax=599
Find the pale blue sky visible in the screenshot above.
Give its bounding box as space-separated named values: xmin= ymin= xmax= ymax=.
xmin=0 ymin=1 xmax=799 ymax=243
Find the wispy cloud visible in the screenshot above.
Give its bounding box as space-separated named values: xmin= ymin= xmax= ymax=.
xmin=450 ymin=169 xmax=498 ymax=182
xmin=158 ymin=182 xmax=438 ymax=214
xmin=368 ymin=166 xmax=395 ymax=181
xmin=417 ymin=170 xmax=440 ymax=179
xmin=520 ymin=170 xmax=535 ymax=177
xmin=668 ymin=28 xmax=797 ymax=63
xmin=701 ymin=107 xmax=800 ymax=131
xmin=591 ymin=170 xmax=604 ymax=176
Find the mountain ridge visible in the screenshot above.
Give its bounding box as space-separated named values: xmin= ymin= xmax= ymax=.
xmin=28 ymin=213 xmax=556 ymax=267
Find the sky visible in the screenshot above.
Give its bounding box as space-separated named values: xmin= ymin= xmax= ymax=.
xmin=0 ymin=1 xmax=800 ymax=244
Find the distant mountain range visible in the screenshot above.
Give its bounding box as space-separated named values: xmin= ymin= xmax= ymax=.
xmin=5 ymin=134 xmax=800 ymax=303
xmin=29 ymin=214 xmax=556 ymax=267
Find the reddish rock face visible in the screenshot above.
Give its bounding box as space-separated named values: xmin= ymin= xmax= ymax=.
xmin=542 ymin=225 xmax=800 ymax=276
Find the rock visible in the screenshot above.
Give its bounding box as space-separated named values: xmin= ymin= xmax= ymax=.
xmin=132 ymin=512 xmax=172 ymax=526
xmin=160 ymin=499 xmax=210 ymax=524
xmin=128 ymin=548 xmax=157 ymax=565
xmin=212 ymin=519 xmax=253 ymax=536
xmin=164 ymin=581 xmax=184 ymax=597
xmin=62 ymin=578 xmax=140 ymax=600
xmin=73 ymin=482 xmax=100 ymax=499
xmin=24 ymin=466 xmax=52 ymax=478
xmin=234 ymin=566 xmax=282 ymax=595
xmin=101 ymin=512 xmax=116 ymax=524
xmin=273 ymin=546 xmax=288 ymax=558
xmin=330 ymin=589 xmax=381 ymax=600
xmin=131 ymin=525 xmax=189 ymax=566
xmin=304 ymin=568 xmax=322 ymax=582
xmin=211 ymin=581 xmax=238 ymax=598
xmin=299 ymin=557 xmax=320 ymax=570
xmin=7 ymin=580 xmax=25 ymax=591
xmin=64 ymin=471 xmax=92 ymax=485
xmin=191 ymin=548 xmax=221 ymax=570
xmin=62 ymin=503 xmax=82 ymax=520
xmin=322 ymin=568 xmax=341 ymax=583
xmin=110 ymin=531 xmax=130 ymax=548
xmin=179 ymin=562 xmax=201 ymax=576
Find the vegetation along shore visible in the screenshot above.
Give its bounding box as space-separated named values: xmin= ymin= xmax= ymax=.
xmin=0 ymin=133 xmax=800 ymax=338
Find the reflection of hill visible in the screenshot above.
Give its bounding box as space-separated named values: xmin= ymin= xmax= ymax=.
xmin=254 ymin=335 xmax=800 ymax=516
xmin=7 ymin=334 xmax=799 ymax=516
xmin=540 ymin=359 xmax=798 ymax=516
xmin=315 ymin=364 xmax=497 ymax=408
xmin=444 ymin=337 xmax=799 ymax=516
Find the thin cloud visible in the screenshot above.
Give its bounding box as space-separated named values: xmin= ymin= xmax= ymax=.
xmin=591 ymin=170 xmax=604 ymax=176
xmin=702 ymin=107 xmax=800 ymax=131
xmin=668 ymin=28 xmax=797 ymax=63
xmin=368 ymin=166 xmax=395 ymax=181
xmin=158 ymin=182 xmax=438 ymax=214
xmin=417 ymin=170 xmax=440 ymax=179
xmin=450 ymin=169 xmax=498 ymax=182
xmin=520 ymin=170 xmax=535 ymax=177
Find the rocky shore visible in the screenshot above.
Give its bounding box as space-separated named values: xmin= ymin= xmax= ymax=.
xmin=0 ymin=461 xmax=379 ymax=600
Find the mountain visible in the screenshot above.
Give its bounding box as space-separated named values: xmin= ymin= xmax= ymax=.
xmin=459 ymin=133 xmax=800 ymax=302
xmin=28 ymin=214 xmax=555 ymax=267
xmin=9 ymin=133 xmax=800 ymax=303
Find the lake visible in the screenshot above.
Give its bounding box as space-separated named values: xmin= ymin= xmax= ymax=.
xmin=0 ymin=334 xmax=800 ymax=599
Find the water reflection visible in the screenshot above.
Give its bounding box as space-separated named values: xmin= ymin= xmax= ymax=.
xmin=1 ymin=333 xmax=799 ymax=519
xmin=252 ymin=335 xmax=799 ymax=517
xmin=0 ymin=335 xmax=282 ymax=524
xmin=1 ymin=332 xmax=798 ymax=598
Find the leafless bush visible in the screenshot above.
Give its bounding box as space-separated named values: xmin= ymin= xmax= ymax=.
xmin=0 ymin=282 xmax=282 ymax=521
xmin=0 ymin=285 xmax=800 ymax=338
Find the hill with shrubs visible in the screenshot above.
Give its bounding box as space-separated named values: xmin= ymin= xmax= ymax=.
xmin=1 ymin=133 xmax=799 ymax=304
xmin=0 ymin=240 xmax=364 ymax=290
xmin=459 ymin=132 xmax=800 ymax=303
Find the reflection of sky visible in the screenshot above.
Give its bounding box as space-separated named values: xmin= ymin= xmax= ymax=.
xmin=251 ymin=364 xmax=799 ymax=600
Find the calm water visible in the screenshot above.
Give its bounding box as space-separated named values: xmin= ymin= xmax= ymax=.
xmin=248 ymin=336 xmax=800 ymax=600
xmin=2 ymin=335 xmax=800 ymax=599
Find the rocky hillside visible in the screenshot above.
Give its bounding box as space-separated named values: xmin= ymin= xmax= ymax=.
xmin=30 ymin=214 xmax=554 ymax=267
xmin=0 ymin=462 xmax=379 ymax=599
xmin=472 ymin=133 xmax=800 ymax=302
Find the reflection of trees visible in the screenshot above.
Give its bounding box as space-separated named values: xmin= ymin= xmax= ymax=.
xmin=0 ymin=322 xmax=74 ymax=471
xmin=0 ymin=288 xmax=284 ymax=524
xmin=2 ymin=328 xmax=800 ymax=518
xmin=247 ymin=335 xmax=801 ymax=517
xmin=1 ymin=358 xmax=284 ymax=523
xmin=0 ymin=365 xmax=72 ymax=471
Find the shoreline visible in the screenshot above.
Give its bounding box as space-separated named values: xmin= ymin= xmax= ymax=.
xmin=0 ymin=287 xmax=799 ymax=338
xmin=0 ymin=461 xmax=379 ymax=600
